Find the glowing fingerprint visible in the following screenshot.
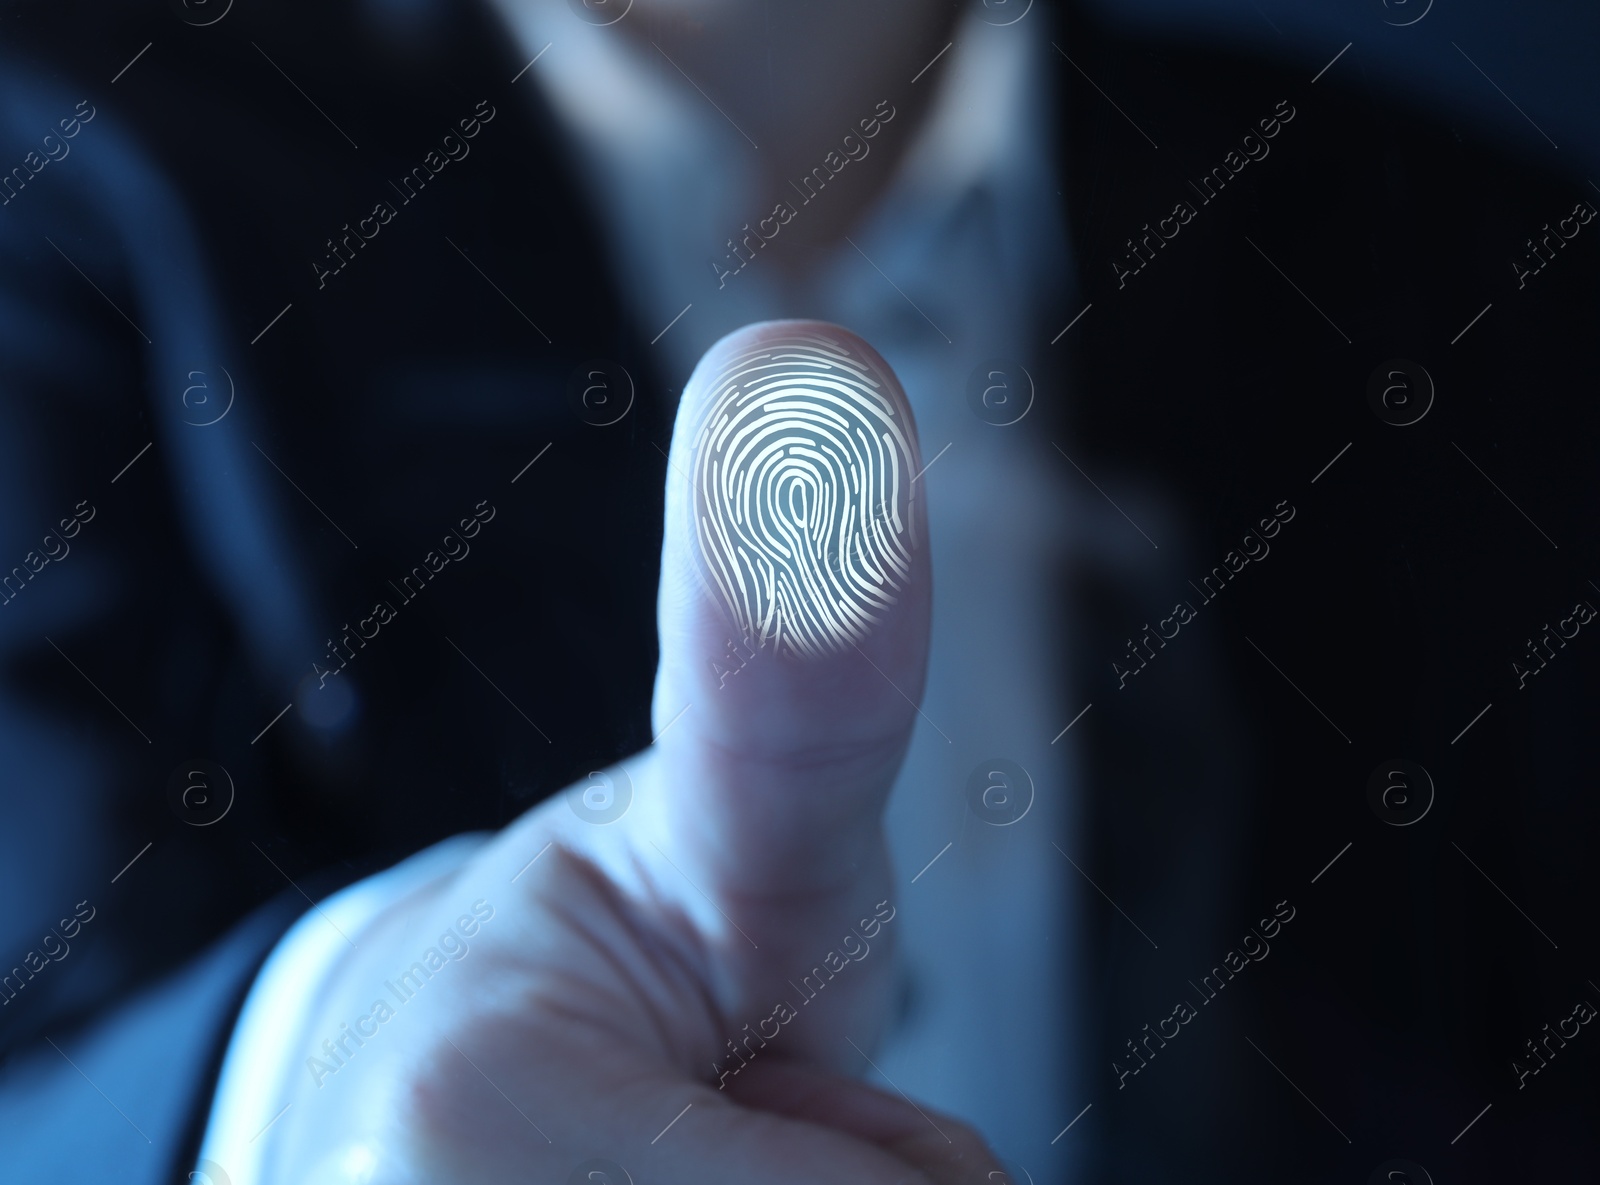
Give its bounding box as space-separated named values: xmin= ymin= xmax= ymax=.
xmin=691 ymin=332 xmax=918 ymax=658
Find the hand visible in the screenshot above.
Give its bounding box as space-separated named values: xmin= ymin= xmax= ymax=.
xmin=259 ymin=321 xmax=1005 ymax=1183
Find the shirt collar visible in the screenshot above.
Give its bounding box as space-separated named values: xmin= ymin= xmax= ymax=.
xmin=490 ymin=1 xmax=1066 ymax=375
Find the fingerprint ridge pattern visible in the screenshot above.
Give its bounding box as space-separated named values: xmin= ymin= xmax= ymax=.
xmin=692 ymin=333 xmax=917 ymax=658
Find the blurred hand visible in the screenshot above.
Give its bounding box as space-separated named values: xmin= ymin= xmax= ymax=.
xmin=261 ymin=321 xmax=1004 ymax=1184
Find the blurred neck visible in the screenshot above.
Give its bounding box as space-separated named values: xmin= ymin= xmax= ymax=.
xmin=499 ymin=0 xmax=963 ymax=272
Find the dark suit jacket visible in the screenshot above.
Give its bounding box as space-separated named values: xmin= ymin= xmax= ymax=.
xmin=0 ymin=1 xmax=1594 ymax=1180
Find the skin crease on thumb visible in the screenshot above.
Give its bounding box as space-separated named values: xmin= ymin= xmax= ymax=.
xmin=654 ymin=319 xmax=932 ymax=744
xmin=634 ymin=320 xmax=930 ymax=1063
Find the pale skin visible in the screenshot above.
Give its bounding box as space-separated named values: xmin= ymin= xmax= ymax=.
xmin=488 ymin=0 xmax=963 ymax=281
xmin=603 ymin=0 xmax=957 ymax=243
xmin=260 ymin=322 xmax=1005 ymax=1182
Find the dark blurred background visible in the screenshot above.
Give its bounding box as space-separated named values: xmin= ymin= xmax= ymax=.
xmin=1 ymin=0 xmax=1597 ymax=1181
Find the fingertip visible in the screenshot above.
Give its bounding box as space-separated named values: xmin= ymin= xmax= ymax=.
xmin=647 ymin=321 xmax=931 ymax=897
xmin=661 ymin=319 xmax=927 ymax=681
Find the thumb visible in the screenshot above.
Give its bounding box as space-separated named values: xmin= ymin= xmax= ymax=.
xmin=647 ymin=319 xmax=931 ymax=907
